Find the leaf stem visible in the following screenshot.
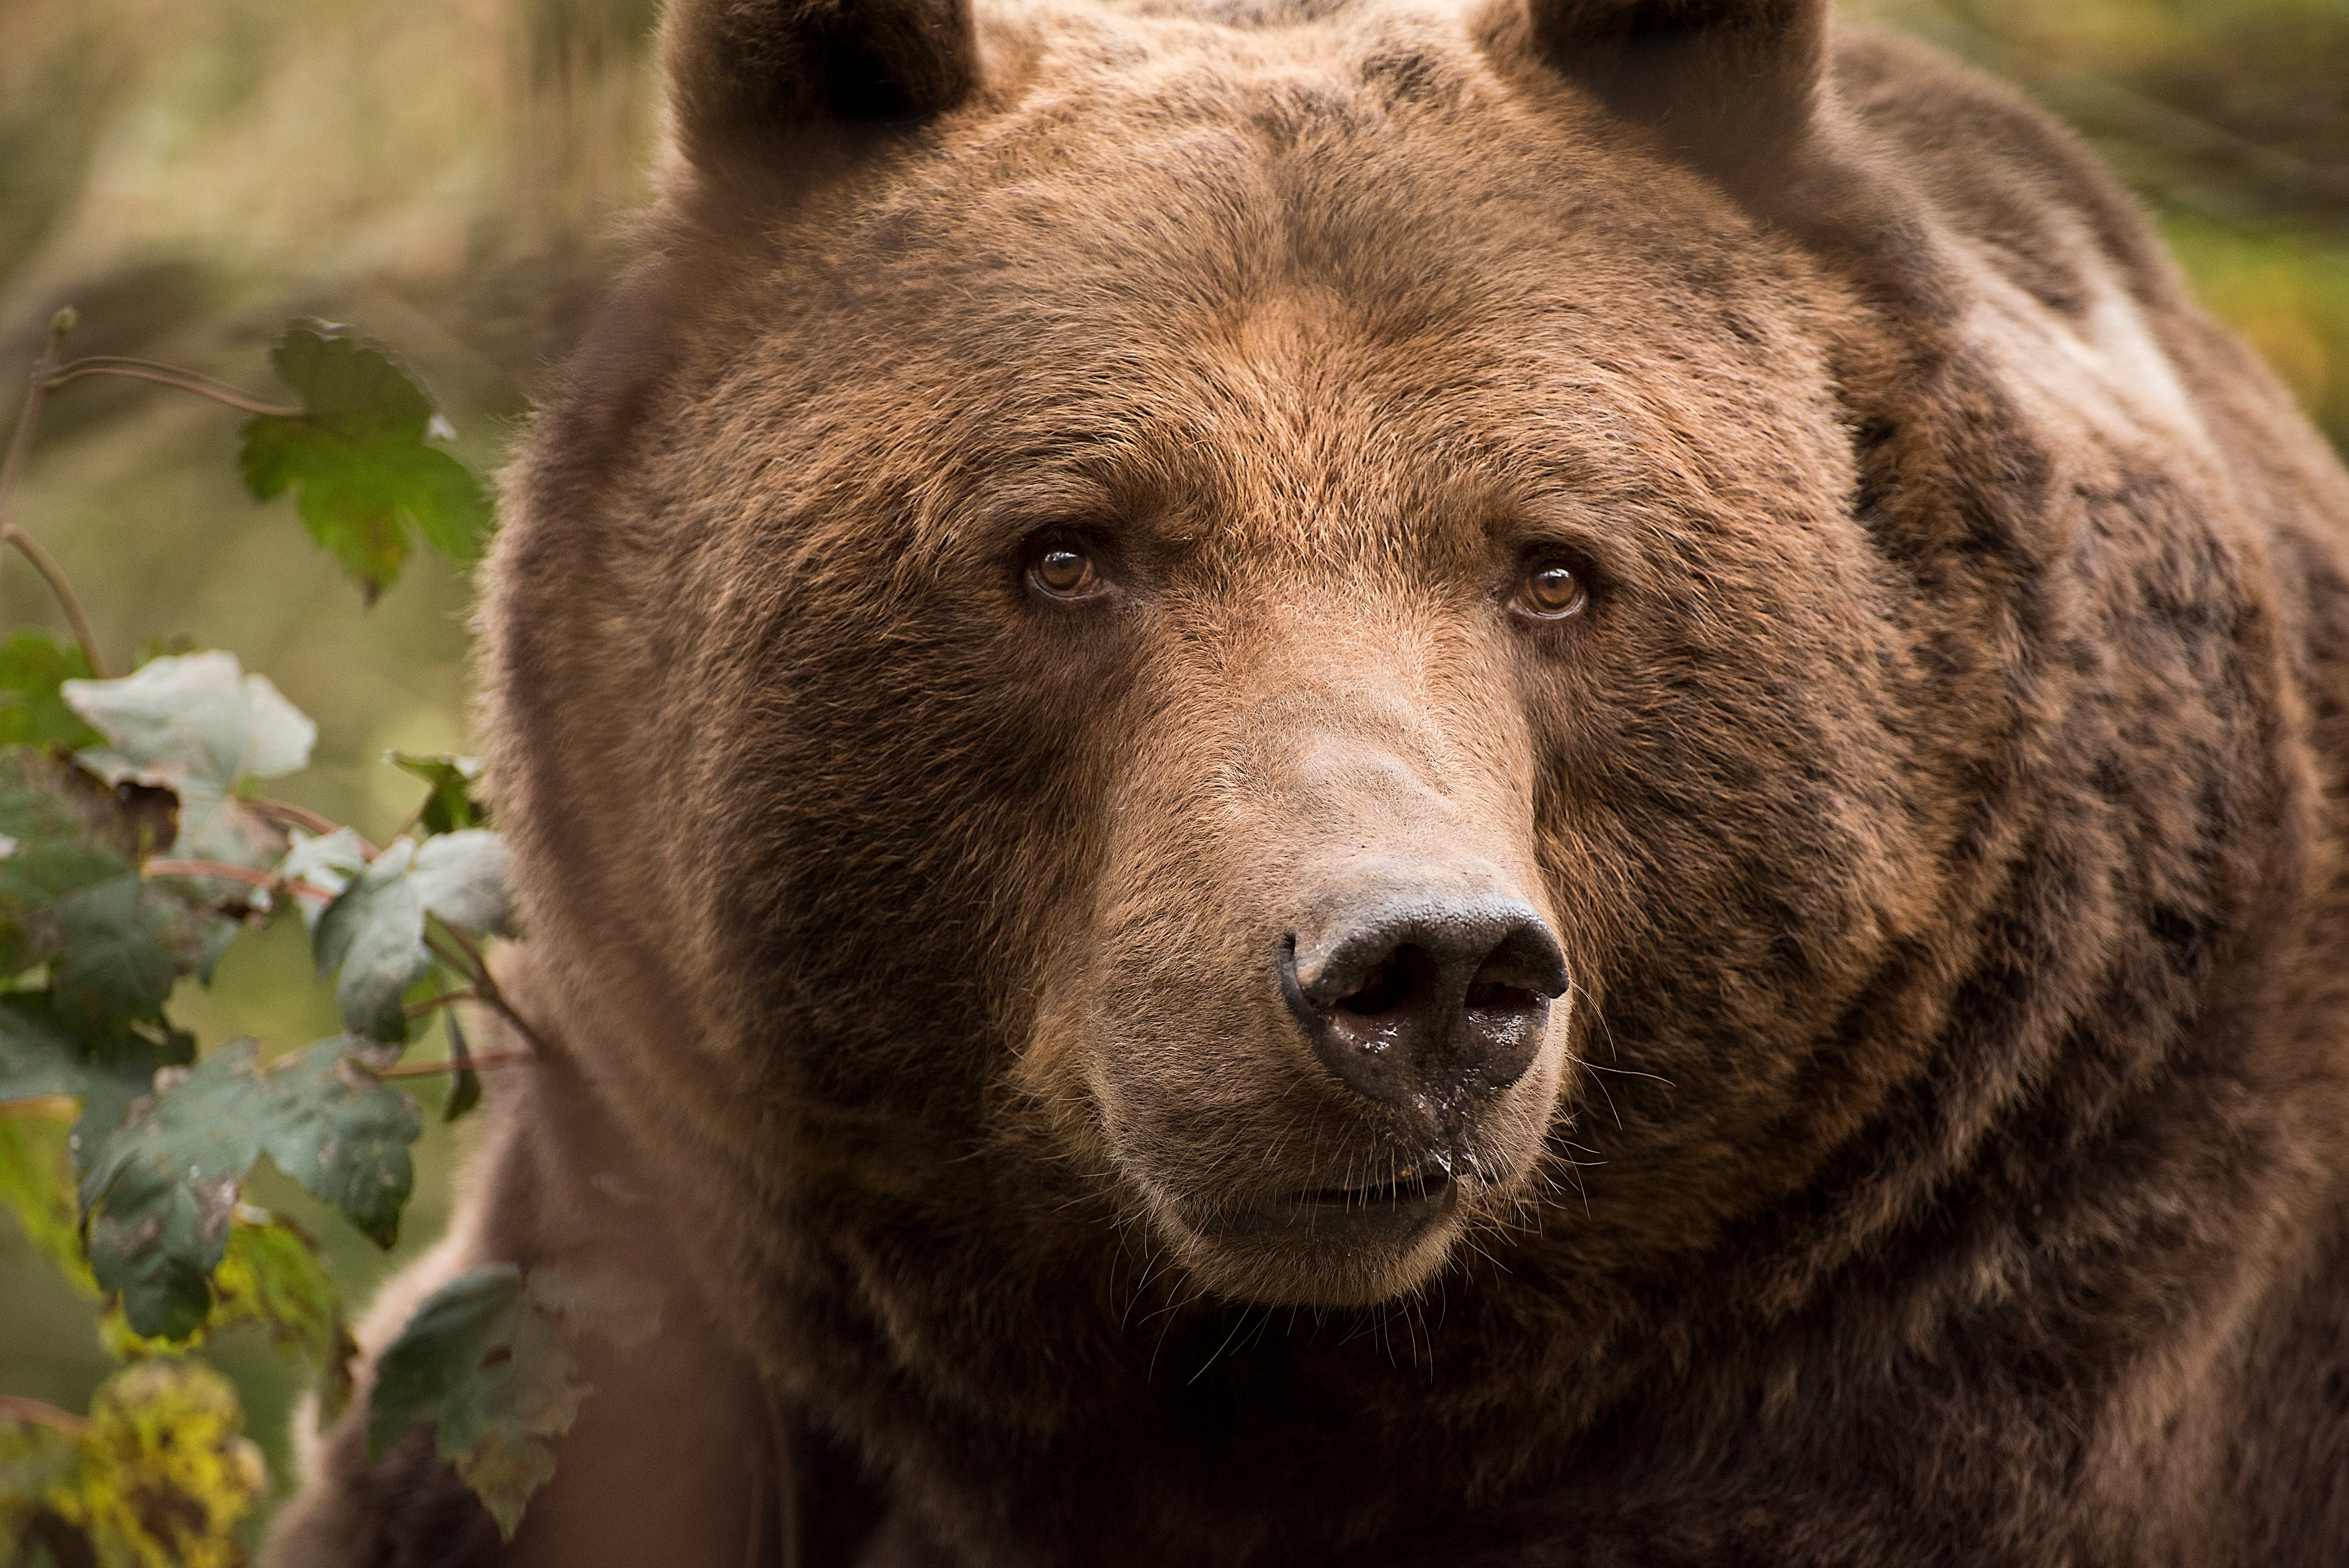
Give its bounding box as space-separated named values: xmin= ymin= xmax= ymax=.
xmin=0 ymin=1394 xmax=90 ymax=1439
xmin=423 ymin=927 xmax=555 ymax=1059
xmin=404 ymin=987 xmax=481 ymax=1019
xmin=46 ymin=357 xmax=303 ymax=418
xmin=1 ymin=527 xmax=107 ymax=678
xmin=372 ymin=1047 xmax=533 ymax=1081
xmin=0 ymin=1094 xmax=79 ymax=1123
xmin=423 ymin=931 xmax=482 ymax=985
xmin=0 ymin=311 xmax=109 ymax=677
xmin=142 ymin=858 xmax=334 ymax=900
xmin=249 ymin=796 xmax=371 ymax=852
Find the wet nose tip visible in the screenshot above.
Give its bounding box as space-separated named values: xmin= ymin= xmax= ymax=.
xmin=1280 ymin=885 xmax=1566 ymax=1115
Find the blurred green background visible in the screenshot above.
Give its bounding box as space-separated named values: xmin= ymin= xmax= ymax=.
xmin=0 ymin=0 xmax=2343 ymax=1542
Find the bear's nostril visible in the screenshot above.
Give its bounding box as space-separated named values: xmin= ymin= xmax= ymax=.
xmin=1336 ymin=946 xmax=1438 ymax=1017
xmin=1464 ymin=980 xmax=1536 ymax=1013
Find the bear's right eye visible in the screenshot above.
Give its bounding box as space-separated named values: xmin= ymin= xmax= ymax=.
xmin=1028 ymin=544 xmax=1105 ymax=601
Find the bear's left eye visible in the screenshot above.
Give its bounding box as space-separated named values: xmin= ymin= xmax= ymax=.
xmin=1029 ymin=543 xmax=1106 ymax=600
xmin=1511 ymin=562 xmax=1588 ymax=621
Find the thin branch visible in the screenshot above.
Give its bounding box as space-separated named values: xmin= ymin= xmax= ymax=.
xmin=423 ymin=931 xmax=483 ymax=986
xmin=439 ymin=921 xmax=493 ymax=979
xmin=373 ymin=1047 xmax=534 ymax=1081
xmin=45 ymin=359 xmax=301 ymax=418
xmin=0 ymin=310 xmax=109 ymax=677
xmin=146 ymin=858 xmax=269 ymax=890
xmin=249 ymin=796 xmax=371 ymax=852
xmin=421 ymin=929 xmax=555 ymax=1058
xmin=1 ymin=527 xmax=107 ymax=678
xmin=0 ymin=312 xmax=67 ymax=536
xmin=0 ymin=1395 xmax=89 ymax=1439
xmin=404 ymin=986 xmax=481 ymax=1019
xmin=0 ymin=1094 xmax=78 ymax=1123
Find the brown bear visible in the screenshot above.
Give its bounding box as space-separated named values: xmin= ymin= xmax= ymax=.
xmin=267 ymin=0 xmax=2349 ymax=1562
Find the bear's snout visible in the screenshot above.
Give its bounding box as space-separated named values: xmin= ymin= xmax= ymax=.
xmin=1278 ymin=861 xmax=1566 ymax=1127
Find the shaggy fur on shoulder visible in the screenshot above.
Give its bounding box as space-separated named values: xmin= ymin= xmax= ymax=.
xmin=268 ymin=0 xmax=2349 ymax=1562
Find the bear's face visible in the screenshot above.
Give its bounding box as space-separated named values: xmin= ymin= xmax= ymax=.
xmin=578 ymin=4 xmax=1954 ymax=1313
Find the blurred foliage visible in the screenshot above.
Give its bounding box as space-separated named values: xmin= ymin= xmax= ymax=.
xmin=1851 ymin=0 xmax=2349 ymax=448
xmin=0 ymin=0 xmax=659 ymax=1548
xmin=0 ymin=0 xmax=2343 ymax=1552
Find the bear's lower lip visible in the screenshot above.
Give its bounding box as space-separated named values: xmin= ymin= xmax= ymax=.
xmin=1209 ymin=1172 xmax=1459 ymax=1242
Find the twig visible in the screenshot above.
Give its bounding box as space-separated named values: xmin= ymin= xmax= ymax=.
xmin=1 ymin=527 xmax=107 ymax=679
xmin=372 ymin=1047 xmax=534 ymax=1081
xmin=440 ymin=922 xmax=493 ymax=979
xmin=424 ymin=930 xmax=483 ymax=985
xmin=45 ymin=358 xmax=302 ymax=418
xmin=0 ymin=1395 xmax=90 ymax=1439
xmin=141 ymin=859 xmax=334 ymax=892
xmin=404 ymin=987 xmax=481 ymax=1019
xmin=0 ymin=1094 xmax=78 ymax=1123
xmin=423 ymin=928 xmax=555 ymax=1058
xmin=0 ymin=310 xmax=109 ymax=678
xmin=248 ymin=796 xmax=366 ymax=848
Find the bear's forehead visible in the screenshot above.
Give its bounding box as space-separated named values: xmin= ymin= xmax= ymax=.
xmin=681 ymin=2 xmax=1855 ymax=573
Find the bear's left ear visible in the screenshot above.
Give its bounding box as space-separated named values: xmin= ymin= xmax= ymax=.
xmin=662 ymin=0 xmax=980 ymax=166
xmin=1517 ymin=0 xmax=1828 ymax=178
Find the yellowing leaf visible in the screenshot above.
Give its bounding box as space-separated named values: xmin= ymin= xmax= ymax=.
xmin=0 ymin=1116 xmax=94 ymax=1295
xmin=101 ymin=1211 xmax=357 ymax=1422
xmin=43 ymin=1361 xmax=267 ymax=1568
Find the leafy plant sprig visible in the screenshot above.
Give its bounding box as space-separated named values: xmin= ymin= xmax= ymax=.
xmin=0 ymin=310 xmax=645 ymax=1563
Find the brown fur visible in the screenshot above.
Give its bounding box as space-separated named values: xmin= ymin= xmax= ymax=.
xmin=267 ymin=0 xmax=2349 ymax=1562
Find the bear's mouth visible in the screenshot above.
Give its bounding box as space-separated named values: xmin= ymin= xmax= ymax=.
xmin=1292 ymin=1169 xmax=1452 ymax=1210
xmin=1206 ymin=1167 xmax=1459 ymax=1243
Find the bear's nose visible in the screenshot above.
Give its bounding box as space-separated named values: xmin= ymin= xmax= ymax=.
xmin=1279 ymin=875 xmax=1567 ymax=1119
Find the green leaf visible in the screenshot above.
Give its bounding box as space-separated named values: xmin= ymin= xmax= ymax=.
xmin=313 ymin=833 xmax=512 ymax=1042
xmin=0 ymin=632 xmax=99 ymax=751
xmin=238 ymin=320 xmax=492 ymax=600
xmin=0 ymin=994 xmax=194 ymax=1170
xmin=43 ymin=876 xmax=186 ymax=1037
xmin=34 ymin=1361 xmax=268 ymax=1568
xmin=256 ymin=1038 xmax=423 ymax=1248
xmin=80 ymin=1037 xmax=420 ymax=1339
xmin=63 ymin=652 xmax=313 ymax=794
xmin=101 ymin=1211 xmax=358 ymax=1421
xmin=278 ymin=826 xmax=371 ymax=933
xmin=389 ymin=751 xmax=488 ymax=835
xmin=366 ymin=1261 xmax=661 ymax=1539
xmin=62 ymin=651 xmax=308 ymax=874
xmin=0 ymin=743 xmax=235 ymax=1018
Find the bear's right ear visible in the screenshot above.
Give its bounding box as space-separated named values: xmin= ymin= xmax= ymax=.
xmin=661 ymin=0 xmax=979 ymax=163
xmin=1517 ymin=0 xmax=1828 ymax=179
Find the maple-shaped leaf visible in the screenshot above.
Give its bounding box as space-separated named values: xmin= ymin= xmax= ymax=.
xmin=278 ymin=825 xmax=371 ymax=932
xmin=0 ymin=630 xmax=100 ymax=750
xmin=0 ymin=994 xmax=194 ymax=1171
xmin=0 ymin=747 xmax=224 ymax=1032
xmin=238 ymin=320 xmax=492 ymax=601
xmin=62 ymin=650 xmax=308 ymax=875
xmin=389 ymin=751 xmax=489 ymax=835
xmin=367 ymin=1260 xmax=661 ymax=1538
xmin=102 ymin=1209 xmax=359 ymax=1421
xmin=79 ymin=1036 xmax=420 ymax=1339
xmin=313 ymin=831 xmax=513 ymax=1042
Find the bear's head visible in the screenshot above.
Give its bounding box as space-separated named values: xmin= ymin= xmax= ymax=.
xmin=487 ymin=0 xmax=2264 ymax=1386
